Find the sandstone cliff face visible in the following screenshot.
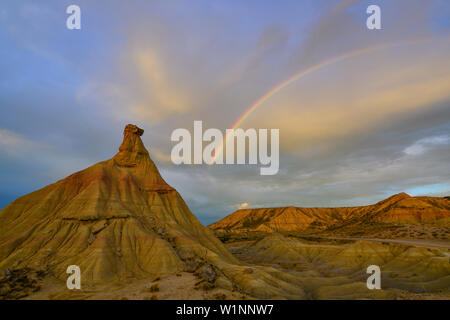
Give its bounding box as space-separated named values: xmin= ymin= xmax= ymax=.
xmin=209 ymin=192 xmax=450 ymax=235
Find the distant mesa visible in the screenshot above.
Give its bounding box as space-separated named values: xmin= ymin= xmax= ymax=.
xmin=209 ymin=192 xmax=450 ymax=237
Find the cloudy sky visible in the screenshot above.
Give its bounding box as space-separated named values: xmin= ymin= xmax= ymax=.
xmin=1 ymin=0 xmax=449 ymax=225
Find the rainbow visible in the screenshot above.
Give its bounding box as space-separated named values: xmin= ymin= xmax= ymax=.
xmin=212 ymin=40 xmax=421 ymax=161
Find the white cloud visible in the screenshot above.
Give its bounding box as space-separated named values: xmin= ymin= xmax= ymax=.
xmin=229 ymin=202 xmax=249 ymax=210
xmin=0 ymin=129 xmax=34 ymax=156
xmin=404 ymin=135 xmax=450 ymax=156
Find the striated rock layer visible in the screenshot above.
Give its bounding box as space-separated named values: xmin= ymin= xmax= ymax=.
xmin=209 ymin=193 xmax=450 ymax=235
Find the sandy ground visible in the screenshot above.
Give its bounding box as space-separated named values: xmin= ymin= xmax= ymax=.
xmin=24 ymin=272 xmax=249 ymax=300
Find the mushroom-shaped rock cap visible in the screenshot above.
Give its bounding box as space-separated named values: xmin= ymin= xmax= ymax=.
xmin=114 ymin=124 xmax=149 ymax=166
xmin=112 ymin=124 xmax=174 ymax=191
xmin=124 ymin=124 xmax=144 ymax=136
